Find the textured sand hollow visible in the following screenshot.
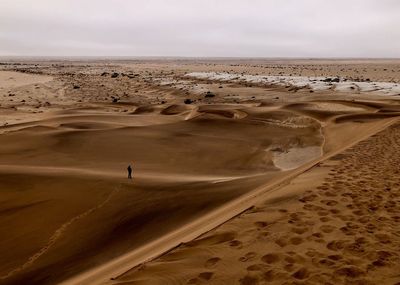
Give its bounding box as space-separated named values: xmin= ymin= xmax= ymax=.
xmin=272 ymin=146 xmax=322 ymax=170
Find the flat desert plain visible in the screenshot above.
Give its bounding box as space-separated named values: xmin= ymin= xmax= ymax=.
xmin=0 ymin=58 xmax=400 ymax=285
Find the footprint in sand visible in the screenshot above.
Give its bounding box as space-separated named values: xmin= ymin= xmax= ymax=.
xmin=320 ymin=225 xmax=336 ymax=233
xmin=204 ymin=257 xmax=221 ymax=268
xmin=318 ymin=258 xmax=336 ymax=267
xmin=327 ymin=240 xmax=349 ymax=251
xmin=289 ymin=236 xmax=303 ymax=245
xmin=369 ymin=250 xmax=395 ymax=268
xmin=317 ymin=210 xmax=330 ymax=216
xmin=274 ymin=237 xmax=288 ymax=247
xmin=239 ymin=252 xmax=257 ymax=262
xmin=321 ymin=199 xmax=338 ymax=206
xmin=375 ymin=233 xmax=392 ymax=244
xmin=246 ymin=263 xmax=268 ymax=272
xmin=340 ymin=225 xmax=357 ymax=236
xmin=328 ymin=254 xmax=343 ymax=261
xmin=305 ymin=250 xmax=323 ymax=258
xmin=323 ymin=191 xmax=338 ymax=197
xmin=298 ymin=194 xmax=318 ymax=203
xmin=283 ymin=263 xmax=296 ymax=272
xmin=254 ymin=221 xmax=268 ymax=228
xmin=316 ymin=184 xmax=329 ymax=191
xmin=257 ymin=230 xmax=270 ymax=239
xmin=229 ymin=239 xmax=242 ymax=248
xmin=307 ymin=232 xmax=325 ymax=243
xmin=284 ymin=255 xmax=296 ymax=264
xmin=261 ymin=253 xmax=280 ymax=264
xmin=292 ymin=267 xmax=310 ymax=280
xmin=239 ymin=275 xmax=258 ymax=285
xmin=198 ymin=272 xmax=214 ymax=281
xmin=320 ymin=216 xmax=331 ymax=222
xmin=364 ymin=223 xmax=377 ymax=233
xmin=352 ymin=209 xmax=364 ymax=216
xmin=303 ymin=203 xmax=324 ymax=211
xmin=334 ymin=266 xmax=365 ymax=278
xmin=291 ymin=227 xmax=308 ymax=235
xmin=330 ymin=209 xmax=340 ymax=214
xmin=337 ymin=215 xmax=355 ymax=222
xmin=187 ymin=278 xmax=199 ymax=284
xmin=263 ymin=269 xmax=286 ymax=282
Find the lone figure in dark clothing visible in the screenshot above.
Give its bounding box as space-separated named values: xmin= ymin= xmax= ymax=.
xmin=127 ymin=164 xmax=133 ymax=179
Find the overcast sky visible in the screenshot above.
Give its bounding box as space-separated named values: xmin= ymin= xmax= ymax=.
xmin=0 ymin=0 xmax=399 ymax=57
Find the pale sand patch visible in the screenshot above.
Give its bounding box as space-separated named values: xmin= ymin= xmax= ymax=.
xmin=272 ymin=146 xmax=322 ymax=170
xmin=0 ymin=71 xmax=52 ymax=88
xmin=303 ymin=102 xmax=366 ymax=112
xmin=186 ymin=72 xmax=400 ymax=96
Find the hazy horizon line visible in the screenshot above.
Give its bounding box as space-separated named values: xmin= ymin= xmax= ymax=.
xmin=1 ymin=55 xmax=400 ymax=61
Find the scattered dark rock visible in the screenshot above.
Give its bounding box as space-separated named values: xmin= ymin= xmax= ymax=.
xmin=288 ymin=86 xmax=301 ymax=92
xmin=184 ymin=99 xmax=193 ymax=104
xmin=205 ymin=91 xmax=215 ymax=98
xmin=73 ymin=85 xmax=80 ymax=89
xmin=101 ymin=72 xmax=108 ymax=76
xmin=111 ymin=72 xmax=119 ymax=78
xmin=322 ymin=77 xmax=340 ymax=83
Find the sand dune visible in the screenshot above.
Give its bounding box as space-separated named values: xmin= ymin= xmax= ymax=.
xmin=1 ymin=60 xmax=400 ymax=285
xmin=110 ymin=120 xmax=400 ymax=285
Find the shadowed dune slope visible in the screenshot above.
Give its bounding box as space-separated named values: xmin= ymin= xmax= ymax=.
xmin=0 ymin=106 xmax=323 ymax=285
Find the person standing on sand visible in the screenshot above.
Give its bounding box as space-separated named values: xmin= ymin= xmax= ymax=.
xmin=127 ymin=164 xmax=133 ymax=179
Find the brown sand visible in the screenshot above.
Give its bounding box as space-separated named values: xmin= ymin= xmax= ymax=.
xmin=0 ymin=59 xmax=400 ymax=285
xmin=110 ymin=119 xmax=400 ymax=285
